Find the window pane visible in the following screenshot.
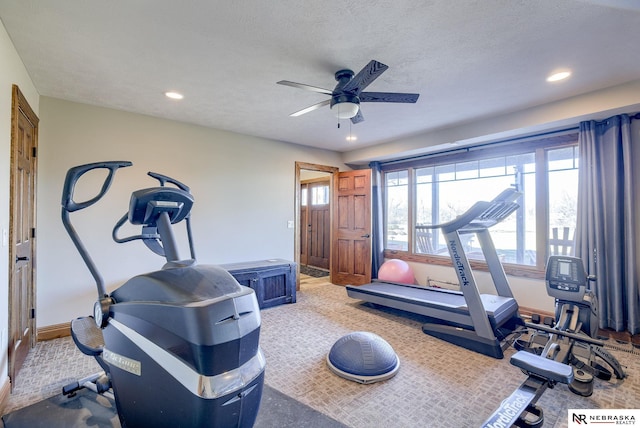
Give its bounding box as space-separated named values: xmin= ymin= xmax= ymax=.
xmin=385 ymin=170 xmax=409 ymax=251
xmin=507 ymin=153 xmax=536 ymax=174
xmin=311 ymin=184 xmax=329 ymax=205
xmin=301 ymin=188 xmax=307 ymax=206
xmin=416 ymin=166 xmax=433 ymax=184
xmin=548 ymin=146 xmax=577 ymax=171
xmin=548 ymin=147 xmax=579 ymax=256
xmin=455 ymin=161 xmax=478 ymax=180
xmin=479 ymin=157 xmax=506 ymax=177
xmin=412 ymin=154 xmax=536 ymax=265
xmin=415 ymin=168 xmax=433 ymax=254
xmin=435 ymin=176 xmax=523 ymax=261
xmin=435 ymin=164 xmax=455 ymax=182
xmin=520 ymin=172 xmax=536 ymax=265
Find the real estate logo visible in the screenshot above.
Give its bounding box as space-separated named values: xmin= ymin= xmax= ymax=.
xmin=569 ymin=409 xmax=638 ymax=426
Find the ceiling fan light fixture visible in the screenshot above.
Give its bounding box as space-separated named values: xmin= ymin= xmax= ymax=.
xmin=332 ymin=101 xmax=360 ymax=119
xmin=330 ymin=93 xmax=360 ymax=119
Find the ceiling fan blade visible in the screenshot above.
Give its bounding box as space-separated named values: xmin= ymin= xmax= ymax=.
xmin=277 ymin=80 xmax=333 ymax=95
xmin=350 ymin=109 xmax=364 ymax=124
xmin=359 ymin=92 xmax=420 ymax=103
xmin=289 ymin=99 xmax=331 ymax=117
xmin=342 ymin=60 xmax=388 ymax=94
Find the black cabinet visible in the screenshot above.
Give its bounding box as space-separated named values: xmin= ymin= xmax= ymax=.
xmin=221 ymin=259 xmax=296 ymax=309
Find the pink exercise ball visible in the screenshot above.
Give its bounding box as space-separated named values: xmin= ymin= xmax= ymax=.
xmin=378 ymin=259 xmax=415 ymax=284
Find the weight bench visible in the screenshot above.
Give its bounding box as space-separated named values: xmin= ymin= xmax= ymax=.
xmin=482 ymin=351 xmax=573 ymax=428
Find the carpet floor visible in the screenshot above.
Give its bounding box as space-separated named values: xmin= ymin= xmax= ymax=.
xmin=300 ymin=265 xmax=330 ymax=278
xmin=3 ymin=275 xmax=640 ymax=427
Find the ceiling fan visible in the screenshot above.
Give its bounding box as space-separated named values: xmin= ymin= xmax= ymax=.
xmin=277 ymin=60 xmax=420 ymax=124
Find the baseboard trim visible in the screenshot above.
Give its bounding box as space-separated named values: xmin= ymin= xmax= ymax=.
xmin=0 ymin=375 xmax=10 ymax=415
xmin=519 ymin=306 xmax=554 ymax=319
xmin=37 ymin=322 xmax=70 ymax=341
xmin=35 ymin=307 xmax=549 ymax=342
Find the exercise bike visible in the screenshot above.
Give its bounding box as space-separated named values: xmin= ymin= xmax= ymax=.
xmin=482 ymin=255 xmax=625 ymax=427
xmin=60 ymin=161 xmax=265 ymax=427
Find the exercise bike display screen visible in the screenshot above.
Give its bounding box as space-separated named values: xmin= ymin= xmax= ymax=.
xmin=546 ymin=256 xmax=585 ymax=294
xmin=558 ymin=260 xmax=571 ymax=277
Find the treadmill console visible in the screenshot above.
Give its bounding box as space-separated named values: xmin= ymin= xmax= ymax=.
xmin=545 ymin=256 xmax=586 ymax=302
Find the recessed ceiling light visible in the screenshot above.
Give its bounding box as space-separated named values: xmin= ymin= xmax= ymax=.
xmin=546 ymin=71 xmax=571 ymax=82
xmin=165 ymin=91 xmax=184 ymax=100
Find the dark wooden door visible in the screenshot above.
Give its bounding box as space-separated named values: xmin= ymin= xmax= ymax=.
xmin=331 ymin=170 xmax=371 ymax=285
xmin=307 ymin=181 xmax=330 ymax=269
xmin=9 ymin=85 xmax=38 ymax=388
xmin=299 ymin=183 xmax=309 ymax=266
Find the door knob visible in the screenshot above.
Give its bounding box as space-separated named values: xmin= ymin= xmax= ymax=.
xmin=361 ymin=234 xmax=370 ymax=238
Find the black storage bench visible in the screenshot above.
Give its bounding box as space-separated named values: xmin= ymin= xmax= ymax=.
xmin=221 ymin=259 xmax=297 ymax=309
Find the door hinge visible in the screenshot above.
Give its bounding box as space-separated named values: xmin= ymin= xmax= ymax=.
xmin=30 ymin=308 xmax=36 ymax=319
xmin=31 ymin=227 xmax=36 ymax=238
xmin=32 ymin=147 xmax=37 ymax=158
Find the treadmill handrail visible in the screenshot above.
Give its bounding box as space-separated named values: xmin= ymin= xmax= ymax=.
xmin=421 ymin=188 xmax=521 ymax=234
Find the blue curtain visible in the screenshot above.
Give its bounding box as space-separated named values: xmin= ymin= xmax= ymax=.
xmin=370 ymin=161 xmax=384 ymax=279
xmin=575 ymin=114 xmax=640 ymax=334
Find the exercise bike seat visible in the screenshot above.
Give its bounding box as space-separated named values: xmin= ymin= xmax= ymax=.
xmin=510 ymin=351 xmax=574 ymax=384
xmin=71 ymin=316 xmax=105 ymax=357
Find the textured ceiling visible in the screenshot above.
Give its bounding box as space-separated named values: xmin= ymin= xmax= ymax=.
xmin=1 ymin=0 xmax=639 ymax=153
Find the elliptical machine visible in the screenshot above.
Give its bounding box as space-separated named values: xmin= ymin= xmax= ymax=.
xmin=61 ymin=161 xmax=265 ymax=427
xmin=517 ymin=255 xmax=625 ymax=396
xmin=482 ymin=255 xmax=625 ymax=427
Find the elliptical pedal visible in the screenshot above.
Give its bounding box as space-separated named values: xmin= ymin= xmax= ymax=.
xmin=71 ymin=316 xmax=104 ymax=356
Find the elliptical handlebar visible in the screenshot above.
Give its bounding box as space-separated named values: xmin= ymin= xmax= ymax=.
xmin=61 ymin=161 xmax=132 ymax=300
xmin=110 ymin=171 xmax=197 ymax=263
xmin=61 ymin=161 xmax=133 ymax=213
xmin=147 ymin=171 xmax=190 ymax=192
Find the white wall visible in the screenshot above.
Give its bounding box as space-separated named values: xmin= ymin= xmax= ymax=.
xmin=0 ymin=19 xmax=40 ymax=390
xmin=37 ymin=97 xmax=347 ymax=327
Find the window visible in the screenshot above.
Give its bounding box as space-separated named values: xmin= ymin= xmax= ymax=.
xmin=385 ymin=170 xmax=409 ymax=251
xmin=547 ymin=146 xmax=579 ymax=257
xmin=301 ymin=182 xmax=330 ymax=206
xmin=382 ymin=134 xmax=579 ymax=276
xmin=311 ymin=184 xmax=329 ymax=205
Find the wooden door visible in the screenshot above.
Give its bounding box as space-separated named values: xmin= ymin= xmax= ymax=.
xmin=307 ymin=180 xmax=330 ymax=269
xmin=299 ymin=183 xmax=309 ymax=265
xmin=331 ymin=170 xmax=371 ymax=285
xmin=8 ymin=85 xmax=38 ymax=388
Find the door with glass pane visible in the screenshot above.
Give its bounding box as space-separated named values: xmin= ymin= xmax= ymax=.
xmin=300 ymin=179 xmax=330 ymax=269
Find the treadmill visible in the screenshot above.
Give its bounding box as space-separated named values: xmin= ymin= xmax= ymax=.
xmin=346 ymin=188 xmax=523 ymax=359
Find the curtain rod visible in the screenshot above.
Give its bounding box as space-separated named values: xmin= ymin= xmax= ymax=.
xmin=592 ymin=111 xmax=640 ymax=126
xmin=376 ymin=111 xmax=640 ymax=168
xmin=376 ymin=126 xmax=579 ymax=168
